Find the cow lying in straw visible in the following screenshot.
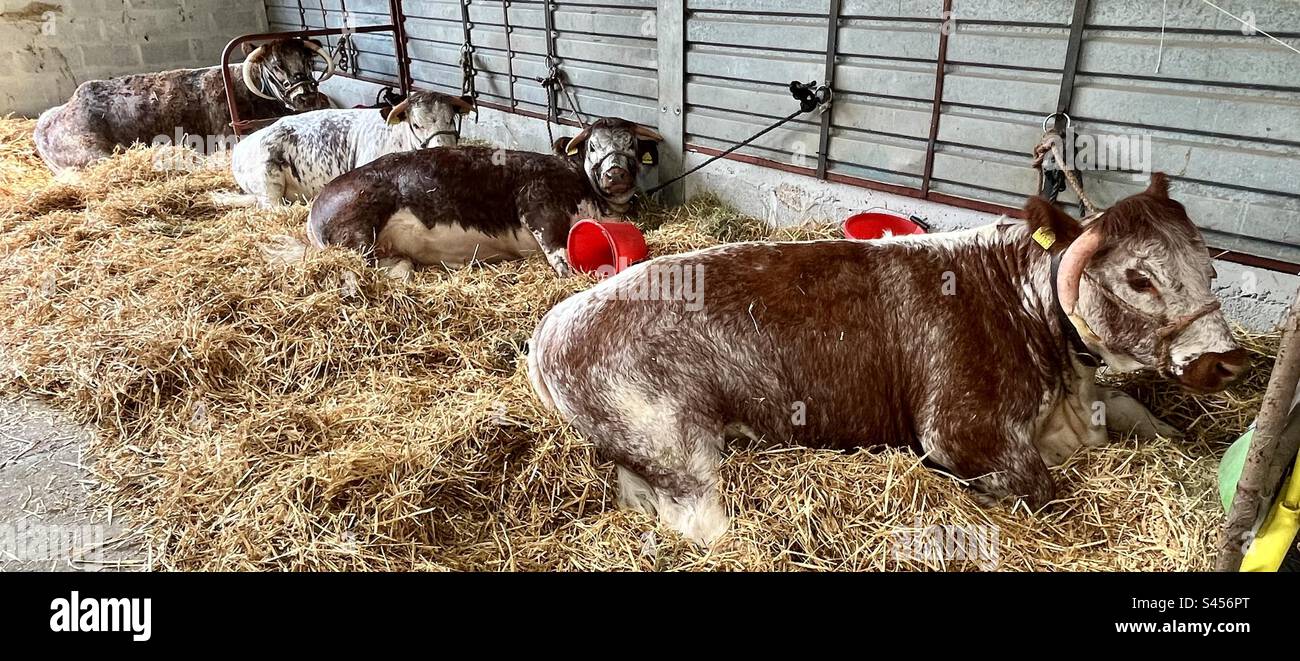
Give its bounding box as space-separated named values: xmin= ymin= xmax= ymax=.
xmin=230 ymin=91 xmax=474 ymax=206
xmin=527 ymin=173 xmax=1249 ymax=544
xmin=34 ymin=38 xmax=333 ymax=172
xmin=307 ymin=117 xmax=663 ymax=277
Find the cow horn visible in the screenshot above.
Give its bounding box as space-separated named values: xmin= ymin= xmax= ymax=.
xmin=449 ymin=94 xmax=476 ymax=115
xmin=634 ymin=125 xmax=664 ymax=142
xmin=301 ymin=39 xmax=336 ymax=83
xmin=1057 ymin=226 xmax=1104 ymax=314
xmin=385 ymin=98 xmax=411 ymax=126
xmin=241 ymin=45 xmax=276 ymax=100
xmin=564 ymin=127 xmax=592 ymax=156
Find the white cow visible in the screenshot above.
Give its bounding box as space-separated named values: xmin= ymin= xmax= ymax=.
xmin=231 ymin=90 xmax=473 ymax=205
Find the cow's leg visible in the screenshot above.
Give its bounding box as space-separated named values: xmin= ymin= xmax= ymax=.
xmin=260 ymin=165 xmax=289 ymax=207
xmin=598 ymin=410 xmax=728 ymax=545
xmin=1100 ymin=387 xmax=1181 ymax=439
xmin=520 ymin=207 xmax=573 ymax=276
xmin=925 ymin=420 xmax=1055 ymax=510
xmin=377 ymin=256 xmax=416 ymax=280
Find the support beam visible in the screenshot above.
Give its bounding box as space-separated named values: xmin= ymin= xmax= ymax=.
xmin=1051 ymin=0 xmax=1091 ymax=214
xmin=388 ymin=0 xmax=412 ymax=94
xmin=815 ymin=0 xmax=842 ymax=179
xmin=655 ymin=0 xmax=686 ymax=205
xmin=919 ymin=0 xmax=953 ymax=196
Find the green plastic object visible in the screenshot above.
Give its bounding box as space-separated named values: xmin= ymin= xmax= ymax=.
xmin=1219 ymin=428 xmax=1254 ymax=512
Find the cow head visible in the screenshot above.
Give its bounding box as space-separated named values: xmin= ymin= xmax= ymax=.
xmin=381 ymin=91 xmax=475 ymax=149
xmin=563 ymin=118 xmax=664 ymax=205
xmin=241 ymin=38 xmax=335 ymax=111
xmin=1030 ymin=173 xmax=1249 ymax=393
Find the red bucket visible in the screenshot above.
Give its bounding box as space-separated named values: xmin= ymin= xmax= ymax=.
xmin=567 ymin=219 xmax=648 ymax=276
xmin=843 ymin=210 xmax=927 ymax=240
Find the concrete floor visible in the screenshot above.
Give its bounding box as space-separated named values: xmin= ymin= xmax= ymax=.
xmin=0 ymin=397 xmax=145 ymax=571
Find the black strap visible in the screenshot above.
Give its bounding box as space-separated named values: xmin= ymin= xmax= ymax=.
xmin=1050 ymin=249 xmax=1104 ymax=369
xmin=646 ymin=81 xmax=829 ymax=196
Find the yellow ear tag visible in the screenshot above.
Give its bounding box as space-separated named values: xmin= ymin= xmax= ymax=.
xmin=641 ymin=152 xmax=654 ymax=164
xmin=1031 ymin=226 xmax=1057 ymax=250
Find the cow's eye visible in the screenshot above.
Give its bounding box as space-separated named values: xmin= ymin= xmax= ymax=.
xmin=1126 ymin=269 xmax=1155 ymax=293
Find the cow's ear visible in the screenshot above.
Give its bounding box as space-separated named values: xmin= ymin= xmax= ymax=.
xmin=1023 ymin=196 xmax=1082 ymax=250
xmin=564 ymin=127 xmax=592 ymax=156
xmin=304 ymin=38 xmax=324 ymax=50
xmin=240 ymin=42 xmax=258 ymax=56
xmin=553 ymin=137 xmax=574 ymax=156
xmin=1145 ymin=172 xmax=1170 ymax=200
xmin=637 ymin=139 xmax=659 ymax=167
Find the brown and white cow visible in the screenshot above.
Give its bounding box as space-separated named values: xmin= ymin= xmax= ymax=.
xmin=34 ymin=38 xmax=333 ymax=172
xmin=527 ymin=173 xmax=1249 ymax=544
xmin=307 ymin=117 xmax=663 ymax=277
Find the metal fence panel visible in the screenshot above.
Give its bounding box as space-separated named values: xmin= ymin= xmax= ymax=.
xmin=266 ymin=0 xmax=403 ymax=85
xmin=264 ymin=0 xmax=1300 ymax=264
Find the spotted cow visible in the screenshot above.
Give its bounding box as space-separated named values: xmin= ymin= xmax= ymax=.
xmin=527 ymin=173 xmax=1249 ymax=544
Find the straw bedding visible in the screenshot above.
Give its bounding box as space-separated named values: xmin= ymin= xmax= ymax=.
xmin=0 ymin=116 xmax=1275 ymax=571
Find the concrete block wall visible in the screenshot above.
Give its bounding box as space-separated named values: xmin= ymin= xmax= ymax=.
xmin=0 ymin=0 xmax=269 ymax=117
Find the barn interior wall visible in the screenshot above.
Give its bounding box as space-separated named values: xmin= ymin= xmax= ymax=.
xmin=1 ymin=0 xmax=270 ymax=117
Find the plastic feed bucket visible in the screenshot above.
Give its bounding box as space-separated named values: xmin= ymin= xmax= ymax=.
xmin=843 ymin=211 xmax=927 ymax=240
xmin=566 ymin=219 xmax=649 ymax=276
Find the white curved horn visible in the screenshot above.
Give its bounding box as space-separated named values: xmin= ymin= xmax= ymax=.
xmin=241 ymin=46 xmax=276 ymax=100
xmin=1057 ymin=226 xmax=1104 ymax=314
xmin=302 ymin=39 xmax=336 ymax=83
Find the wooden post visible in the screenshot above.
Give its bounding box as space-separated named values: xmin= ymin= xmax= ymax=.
xmin=1216 ymin=290 xmax=1300 ymax=571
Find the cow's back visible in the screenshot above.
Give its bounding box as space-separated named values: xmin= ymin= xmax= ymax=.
xmin=533 ymin=236 xmax=1056 ymax=451
xmin=34 ymin=66 xmax=289 ymax=171
xmin=388 ymin=147 xmax=590 ymax=235
xmin=233 ymin=108 xmax=377 ymax=199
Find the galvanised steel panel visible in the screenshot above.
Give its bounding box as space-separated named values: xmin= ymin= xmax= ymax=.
xmin=1087 ymin=0 xmax=1300 ymax=29
xmin=688 ymin=11 xmax=828 ymax=52
xmin=264 ymin=0 xmax=1300 ymax=262
xmin=836 ymin=19 xmax=940 ymax=59
xmin=266 ymin=2 xmax=401 ymax=83
xmin=1080 ymin=32 xmax=1300 ymax=88
xmin=689 ymin=0 xmax=831 ymax=15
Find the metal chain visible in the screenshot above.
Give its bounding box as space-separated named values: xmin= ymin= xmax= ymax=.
xmin=541 ymin=1 xmax=559 ymax=144
xmin=336 ymin=0 xmax=358 ymax=74
xmin=1032 ymin=113 xmax=1100 ymax=216
xmin=458 ymin=1 xmax=476 ymax=95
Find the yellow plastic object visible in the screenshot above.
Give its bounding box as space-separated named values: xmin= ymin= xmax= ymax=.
xmin=1241 ymin=453 xmax=1300 ymax=572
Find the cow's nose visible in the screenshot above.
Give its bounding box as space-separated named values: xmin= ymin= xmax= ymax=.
xmin=1181 ymin=348 xmax=1250 ymax=393
xmin=603 ymin=167 xmax=630 ymax=185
